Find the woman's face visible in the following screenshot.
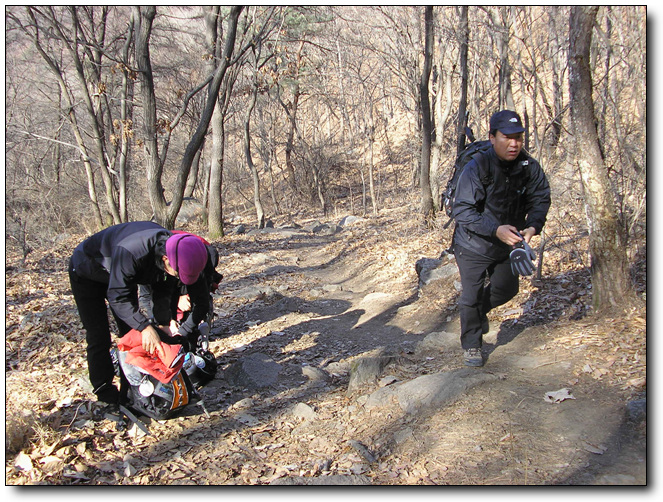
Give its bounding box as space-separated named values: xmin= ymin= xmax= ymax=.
xmin=162 ymin=255 xmax=179 ymax=279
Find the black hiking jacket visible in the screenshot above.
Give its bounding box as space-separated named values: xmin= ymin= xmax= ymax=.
xmin=452 ymin=148 xmax=551 ymax=260
xmin=70 ymin=221 xmax=209 ymax=333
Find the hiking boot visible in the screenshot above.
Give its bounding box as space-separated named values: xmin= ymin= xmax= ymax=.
xmin=91 ymin=401 xmax=121 ymax=421
xmin=94 ymin=382 xmax=120 ymax=405
xmin=464 ymin=347 xmax=484 ymax=367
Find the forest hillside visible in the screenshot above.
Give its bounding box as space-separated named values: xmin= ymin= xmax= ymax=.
xmin=5 ymin=6 xmax=646 ymax=486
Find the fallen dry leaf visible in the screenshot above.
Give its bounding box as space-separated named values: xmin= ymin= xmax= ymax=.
xmin=14 ymin=452 xmax=33 ymax=472
xmin=544 ymin=388 xmax=576 ymax=404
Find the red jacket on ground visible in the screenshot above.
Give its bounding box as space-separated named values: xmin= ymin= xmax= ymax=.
xmin=117 ymin=329 xmax=185 ymax=383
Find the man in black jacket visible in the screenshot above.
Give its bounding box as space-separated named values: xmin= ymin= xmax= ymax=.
xmin=452 ymin=110 xmax=551 ymax=367
xmin=68 ymin=221 xmax=209 ymax=404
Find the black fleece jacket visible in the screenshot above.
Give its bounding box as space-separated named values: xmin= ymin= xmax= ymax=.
xmin=70 ymin=221 xmax=209 ymax=334
xmin=452 ymin=148 xmax=551 ymax=260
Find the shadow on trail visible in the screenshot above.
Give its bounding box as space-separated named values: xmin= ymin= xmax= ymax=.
xmin=56 ymin=230 xmax=605 ymax=484
xmin=215 ymin=239 xmax=359 ymax=298
xmin=215 ymin=229 xmax=339 ymax=260
xmin=477 ymin=266 xmax=594 ymax=359
xmin=126 ymin=235 xmax=639 ymax=486
xmin=111 ymin=261 xmax=430 ymax=483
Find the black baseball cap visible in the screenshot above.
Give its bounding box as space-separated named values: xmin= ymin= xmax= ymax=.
xmin=490 ymin=110 xmax=525 ymax=135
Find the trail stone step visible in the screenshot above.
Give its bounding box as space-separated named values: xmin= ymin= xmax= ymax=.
xmin=363 ymin=367 xmax=499 ymax=414
xmin=347 ymin=351 xmax=399 ymax=394
xmin=415 ymin=257 xmax=458 ymax=286
xmin=414 ymin=330 xmax=458 ymax=354
xmin=224 ymin=352 xmax=282 ymax=389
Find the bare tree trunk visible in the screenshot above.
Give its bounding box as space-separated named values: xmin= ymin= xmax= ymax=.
xmin=358 ymin=166 xmax=367 ymax=216
xmin=22 ymin=7 xmax=112 ymax=229
xmin=419 ymin=6 xmax=434 ymax=220
xmin=599 ymin=7 xmax=612 ymax=149
xmin=205 ymin=6 xmax=224 ymax=238
xmin=456 ymin=6 xmax=469 ymax=156
xmin=568 ymin=5 xmax=635 ymax=310
xmin=366 ymin=109 xmax=378 ymax=216
xmin=166 ymin=6 xmax=242 ymax=229
xmin=310 ymin=161 xmax=327 ymax=215
xmin=335 ymin=39 xmax=350 ymax=143
xmin=53 ymin=90 xmax=63 ymax=186
xmin=134 ymin=6 xmax=168 ymax=225
xmin=367 ymin=137 xmax=378 ymax=216
xmin=42 ymin=66 xmax=105 ymax=227
xmin=208 ymin=107 xmax=225 ymax=237
xmin=497 ymin=7 xmax=514 ymax=110
xmin=118 ymin=13 xmax=134 ymax=222
xmin=184 ymin=143 xmax=203 ymax=199
xmin=62 ymin=7 xmax=122 ymax=225
xmin=244 ymin=84 xmax=265 ymax=228
xmin=135 ymin=6 xmax=242 ymax=229
xmin=431 ymin=64 xmax=453 ymax=208
xmin=549 ymin=7 xmax=564 ymax=149
xmin=267 ymin=151 xmax=279 ymax=215
xmin=283 ymin=84 xmax=300 ymax=194
xmin=282 ymin=41 xmax=305 ymax=194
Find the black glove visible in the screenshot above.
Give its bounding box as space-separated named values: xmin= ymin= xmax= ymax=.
xmin=176 ymin=320 xmax=201 ymax=352
xmin=510 ymin=237 xmax=537 ymax=276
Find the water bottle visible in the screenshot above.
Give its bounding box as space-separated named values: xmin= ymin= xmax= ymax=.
xmin=194 ymin=354 xmax=206 ymax=369
xmin=183 ymin=353 xmax=196 ymax=376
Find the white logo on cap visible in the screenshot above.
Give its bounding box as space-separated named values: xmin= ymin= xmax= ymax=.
xmin=510 ymin=118 xmax=518 ymax=122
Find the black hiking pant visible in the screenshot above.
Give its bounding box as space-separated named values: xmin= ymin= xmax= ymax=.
xmin=454 ymin=246 xmax=519 ymax=349
xmin=68 ymin=259 xmax=134 ymax=404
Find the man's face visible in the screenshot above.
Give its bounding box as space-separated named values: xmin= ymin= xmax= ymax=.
xmin=490 ymin=130 xmax=524 ymax=162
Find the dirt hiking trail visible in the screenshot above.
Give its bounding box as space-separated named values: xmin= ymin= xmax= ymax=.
xmin=5 ymin=206 xmax=646 ymax=486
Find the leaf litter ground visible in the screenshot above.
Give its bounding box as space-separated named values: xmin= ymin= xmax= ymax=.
xmin=5 ymin=201 xmax=646 ymax=485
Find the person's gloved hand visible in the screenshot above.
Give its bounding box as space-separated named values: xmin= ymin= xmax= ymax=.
xmin=510 ymin=238 xmax=537 ymax=276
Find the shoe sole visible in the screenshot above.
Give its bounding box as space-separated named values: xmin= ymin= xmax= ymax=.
xmin=464 ymin=359 xmax=484 ymax=367
xmin=464 ymin=351 xmax=484 ymax=367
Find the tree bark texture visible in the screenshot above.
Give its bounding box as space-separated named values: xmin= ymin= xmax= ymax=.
xmin=204 ymin=6 xmax=224 ymax=238
xmin=456 ymin=6 xmax=469 ymax=156
xmin=244 ymin=83 xmax=266 ymax=228
xmin=419 ymin=6 xmax=434 ymax=219
xmin=568 ymin=5 xmax=634 ymax=310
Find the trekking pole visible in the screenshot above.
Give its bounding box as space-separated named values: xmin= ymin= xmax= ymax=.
xmin=197 ymin=399 xmax=211 ymax=419
xmin=119 ymin=405 xmax=152 ymax=436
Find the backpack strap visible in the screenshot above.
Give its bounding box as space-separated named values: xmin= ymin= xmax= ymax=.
xmin=442 ymin=150 xmax=493 ymax=230
xmin=475 ymin=149 xmax=494 ymax=188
